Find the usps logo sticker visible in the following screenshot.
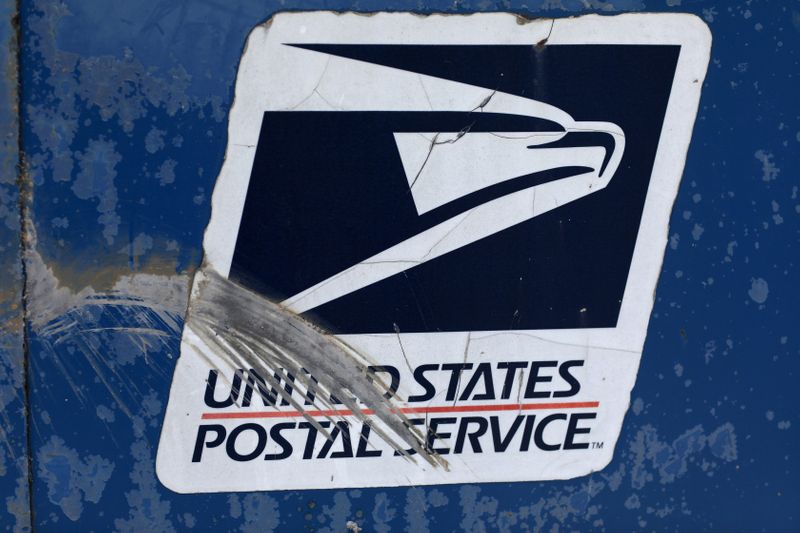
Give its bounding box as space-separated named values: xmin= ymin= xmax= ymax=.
xmin=157 ymin=12 xmax=711 ymax=492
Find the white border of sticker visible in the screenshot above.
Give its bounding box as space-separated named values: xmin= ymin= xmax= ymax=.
xmin=157 ymin=12 xmax=711 ymax=493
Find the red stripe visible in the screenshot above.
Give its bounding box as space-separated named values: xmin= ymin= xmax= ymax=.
xmin=201 ymin=401 xmax=599 ymax=420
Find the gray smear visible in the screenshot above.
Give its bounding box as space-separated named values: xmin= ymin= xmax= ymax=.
xmin=188 ymin=268 xmax=447 ymax=469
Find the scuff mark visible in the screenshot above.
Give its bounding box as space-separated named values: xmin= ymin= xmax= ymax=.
xmin=25 ymin=246 xmax=189 ymax=331
xmin=22 ymin=243 xmax=188 ymax=420
xmin=187 ymin=267 xmax=448 ymax=468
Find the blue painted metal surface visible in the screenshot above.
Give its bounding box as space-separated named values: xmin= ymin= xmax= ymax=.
xmin=0 ymin=0 xmax=796 ymax=530
xmin=0 ymin=0 xmax=31 ymax=529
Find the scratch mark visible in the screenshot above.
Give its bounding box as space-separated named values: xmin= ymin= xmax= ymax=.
xmin=188 ymin=268 xmax=448 ymax=469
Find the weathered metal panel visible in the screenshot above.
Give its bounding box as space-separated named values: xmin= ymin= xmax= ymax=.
xmin=0 ymin=0 xmax=31 ymax=530
xmin=10 ymin=0 xmax=798 ymax=530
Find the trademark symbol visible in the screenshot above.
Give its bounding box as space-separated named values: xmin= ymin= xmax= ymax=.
xmin=591 ymin=441 xmax=604 ymax=449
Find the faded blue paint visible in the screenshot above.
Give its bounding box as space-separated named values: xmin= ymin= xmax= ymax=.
xmin=8 ymin=0 xmax=799 ymax=531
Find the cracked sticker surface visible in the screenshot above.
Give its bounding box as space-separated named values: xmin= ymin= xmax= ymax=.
xmin=157 ymin=12 xmax=711 ymax=492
